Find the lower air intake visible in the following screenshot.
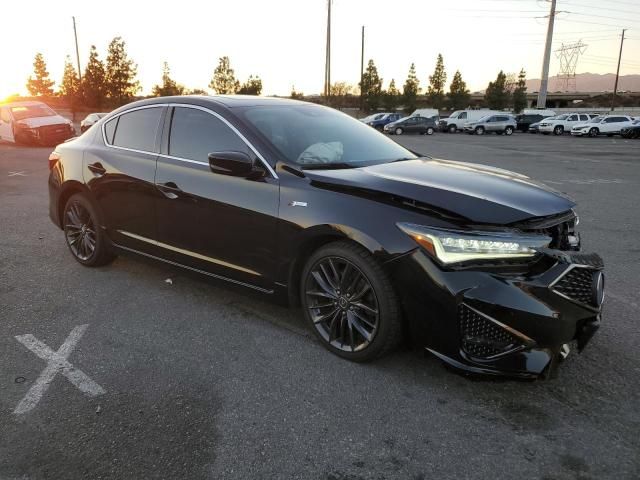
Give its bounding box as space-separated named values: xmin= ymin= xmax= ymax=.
xmin=459 ymin=304 xmax=524 ymax=359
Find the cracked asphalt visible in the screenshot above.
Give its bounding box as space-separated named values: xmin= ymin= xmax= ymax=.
xmin=1 ymin=132 xmax=639 ymax=479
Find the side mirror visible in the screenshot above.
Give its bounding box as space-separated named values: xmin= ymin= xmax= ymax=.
xmin=208 ymin=151 xmax=254 ymax=177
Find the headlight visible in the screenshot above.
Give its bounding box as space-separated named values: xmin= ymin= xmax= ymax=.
xmin=397 ymin=223 xmax=551 ymax=265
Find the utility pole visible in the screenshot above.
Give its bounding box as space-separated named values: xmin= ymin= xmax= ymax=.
xmin=537 ymin=0 xmax=556 ymax=109
xmin=611 ymin=29 xmax=626 ymax=111
xmin=324 ymin=0 xmax=332 ymax=103
xmin=72 ymin=17 xmax=82 ymax=83
xmin=360 ymin=26 xmax=365 ymax=112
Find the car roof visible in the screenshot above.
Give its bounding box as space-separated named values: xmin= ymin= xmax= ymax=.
xmin=123 ymin=95 xmax=310 ymax=110
xmin=2 ymin=101 xmax=48 ymax=108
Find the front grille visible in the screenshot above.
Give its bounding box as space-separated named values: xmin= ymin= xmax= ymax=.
xmin=459 ymin=305 xmax=523 ymax=359
xmin=553 ymin=267 xmax=595 ymax=306
xmin=39 ymin=124 xmax=70 ymax=137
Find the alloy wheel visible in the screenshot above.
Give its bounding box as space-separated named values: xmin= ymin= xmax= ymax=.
xmin=64 ymin=201 xmax=97 ymax=261
xmin=476 ymin=126 xmax=485 ymax=135
xmin=305 ymin=256 xmax=379 ymax=352
xmin=395 ymin=127 xmax=403 ymax=135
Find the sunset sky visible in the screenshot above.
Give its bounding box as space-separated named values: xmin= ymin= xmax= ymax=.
xmin=1 ymin=0 xmax=639 ymax=99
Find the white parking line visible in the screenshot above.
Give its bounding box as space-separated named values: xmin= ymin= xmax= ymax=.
xmin=8 ymin=171 xmax=27 ymax=177
xmin=13 ymin=324 xmax=105 ymax=415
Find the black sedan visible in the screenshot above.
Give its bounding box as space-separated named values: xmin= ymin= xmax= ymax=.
xmin=48 ymin=96 xmax=604 ymax=378
xmin=383 ymin=115 xmax=437 ymax=135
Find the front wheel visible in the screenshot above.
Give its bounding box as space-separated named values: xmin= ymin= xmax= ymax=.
xmin=394 ymin=127 xmax=403 ymax=135
xmin=589 ymin=127 xmax=599 ymax=137
xmin=553 ymin=125 xmax=564 ymax=135
xmin=63 ymin=193 xmax=116 ymax=267
xmin=475 ymin=126 xmax=485 ymax=135
xmin=448 ymin=124 xmax=457 ymax=133
xmin=301 ymin=241 xmax=402 ymax=362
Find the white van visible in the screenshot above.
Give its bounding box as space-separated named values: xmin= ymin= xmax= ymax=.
xmin=410 ymin=108 xmax=439 ymax=122
xmin=0 ymin=101 xmax=75 ymax=145
xmin=441 ymin=110 xmax=505 ymax=133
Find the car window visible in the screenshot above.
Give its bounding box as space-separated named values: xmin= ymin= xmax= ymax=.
xmin=104 ymin=117 xmax=118 ymax=144
xmin=458 ymin=112 xmax=467 ymax=120
xmin=111 ymin=107 xmax=163 ymax=152
xmin=496 ymin=116 xmax=508 ymax=122
xmin=168 ymin=107 xmax=248 ymax=162
xmin=568 ymin=115 xmax=578 ymax=121
xmin=579 ymin=115 xmax=589 ymax=121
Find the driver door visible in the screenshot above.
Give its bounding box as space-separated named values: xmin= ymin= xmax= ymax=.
xmin=153 ymin=105 xmax=279 ymax=290
xmin=0 ymin=107 xmax=15 ymax=142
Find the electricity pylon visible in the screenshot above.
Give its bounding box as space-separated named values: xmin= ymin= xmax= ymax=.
xmin=554 ymin=41 xmax=587 ymax=92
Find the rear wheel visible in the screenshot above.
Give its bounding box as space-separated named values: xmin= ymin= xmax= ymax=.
xmin=504 ymin=126 xmax=514 ymax=135
xmin=475 ymin=126 xmax=485 ymax=135
xmin=63 ymin=193 xmax=115 ymax=267
xmin=553 ymin=125 xmax=564 ymax=135
xmin=426 ymin=127 xmax=435 ymax=135
xmin=301 ymin=241 xmax=402 ymax=362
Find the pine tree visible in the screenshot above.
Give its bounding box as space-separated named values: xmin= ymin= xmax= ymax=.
xmin=427 ymin=54 xmax=447 ymax=109
xmin=83 ymin=45 xmax=106 ymax=107
xmin=26 ymin=53 xmax=55 ymax=96
xmin=359 ymin=59 xmax=383 ymax=112
xmin=151 ymin=62 xmax=185 ymax=97
xmin=484 ymin=70 xmax=510 ymax=110
xmin=104 ymin=37 xmax=140 ymax=104
xmin=512 ymin=69 xmax=528 ymax=113
xmin=237 ymin=75 xmax=263 ymax=95
xmin=383 ymin=79 xmax=400 ymax=111
xmin=402 ymin=63 xmax=420 ymax=113
xmin=59 ymin=56 xmax=81 ymax=104
xmin=209 ymin=57 xmax=239 ymax=94
xmin=447 ymin=70 xmax=470 ymax=111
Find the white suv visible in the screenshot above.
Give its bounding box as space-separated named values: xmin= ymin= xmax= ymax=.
xmin=538 ymin=113 xmax=597 ymax=135
xmin=571 ymin=115 xmax=635 ymax=137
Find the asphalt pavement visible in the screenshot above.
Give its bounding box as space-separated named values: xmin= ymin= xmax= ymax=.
xmin=1 ymin=132 xmax=639 ymax=479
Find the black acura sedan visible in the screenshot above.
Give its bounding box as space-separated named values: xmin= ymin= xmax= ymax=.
xmin=48 ymin=96 xmax=604 ymax=378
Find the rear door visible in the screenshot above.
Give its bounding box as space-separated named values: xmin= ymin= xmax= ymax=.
xmin=0 ymin=107 xmax=15 ymax=142
xmin=153 ymin=105 xmax=279 ymax=290
xmin=84 ymin=105 xmax=165 ymax=250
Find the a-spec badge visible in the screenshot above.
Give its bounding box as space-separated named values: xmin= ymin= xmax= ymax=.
xmin=289 ymin=201 xmax=308 ymax=207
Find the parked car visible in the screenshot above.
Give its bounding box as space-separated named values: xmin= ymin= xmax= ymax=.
xmin=411 ymin=108 xmax=439 ymax=121
xmin=539 ymin=113 xmax=598 ymax=135
xmin=440 ymin=110 xmax=504 ymax=133
xmin=528 ymin=120 xmax=543 ymax=133
xmin=80 ymin=113 xmax=108 ymax=133
xmin=571 ymin=115 xmax=635 ymax=137
xmin=48 ymin=95 xmax=603 ymax=378
xmin=359 ymin=113 xmax=385 ymax=123
xmin=365 ymin=112 xmax=402 ymax=131
xmin=515 ymin=113 xmax=553 ymax=133
xmin=621 ymin=119 xmax=640 ymax=139
xmin=384 ymin=115 xmax=437 ymax=135
xmin=463 ymin=114 xmax=517 ymax=135
xmin=0 ymin=101 xmax=75 ymax=145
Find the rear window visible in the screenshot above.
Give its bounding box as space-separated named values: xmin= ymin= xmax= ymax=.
xmin=110 ymin=107 xmax=163 ymax=152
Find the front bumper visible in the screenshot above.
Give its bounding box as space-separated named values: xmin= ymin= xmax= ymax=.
xmin=19 ymin=124 xmax=75 ymax=145
xmin=388 ymin=248 xmax=604 ymax=378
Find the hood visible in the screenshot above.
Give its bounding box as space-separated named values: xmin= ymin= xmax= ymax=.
xmin=304 ymin=158 xmax=575 ymax=225
xmin=16 ymin=115 xmax=69 ymax=128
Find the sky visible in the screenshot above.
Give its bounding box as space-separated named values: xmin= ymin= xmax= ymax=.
xmin=1 ymin=0 xmax=639 ymax=99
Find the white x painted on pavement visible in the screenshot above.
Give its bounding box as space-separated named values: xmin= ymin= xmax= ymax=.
xmin=13 ymin=324 xmax=105 ymax=415
xmin=8 ymin=171 xmax=27 ymax=177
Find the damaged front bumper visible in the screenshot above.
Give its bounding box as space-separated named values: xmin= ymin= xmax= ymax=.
xmin=388 ymin=247 xmax=604 ymax=379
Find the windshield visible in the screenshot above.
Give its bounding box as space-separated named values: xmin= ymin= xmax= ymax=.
xmin=10 ymin=104 xmax=56 ymax=121
xmin=589 ymin=116 xmax=604 ymax=123
xmin=241 ymin=105 xmax=418 ymax=168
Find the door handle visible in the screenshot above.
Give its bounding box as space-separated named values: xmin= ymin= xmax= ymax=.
xmin=87 ymin=162 xmax=106 ymax=176
xmin=156 ymin=181 xmax=182 ymax=199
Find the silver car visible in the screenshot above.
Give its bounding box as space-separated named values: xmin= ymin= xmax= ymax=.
xmin=463 ymin=114 xmax=517 ymax=135
xmin=80 ymin=112 xmax=108 ymax=133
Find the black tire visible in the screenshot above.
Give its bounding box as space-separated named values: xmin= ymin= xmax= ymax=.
xmin=301 ymin=240 xmax=402 ymax=362
xmin=426 ymin=127 xmax=435 ymax=135
xmin=475 ymin=126 xmax=485 ymax=135
xmin=63 ymin=193 xmax=115 ymax=267
xmin=375 ymin=125 xmax=383 ymax=132
xmin=589 ymin=127 xmax=599 ymax=138
xmin=504 ymin=126 xmax=514 ymax=135
xmin=553 ymin=125 xmax=564 ymax=135
xmin=448 ymin=124 xmax=457 ymax=133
